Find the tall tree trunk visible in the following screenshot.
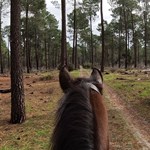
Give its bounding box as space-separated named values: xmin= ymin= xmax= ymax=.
xmin=137 ymin=42 xmax=140 ymax=65
xmin=52 ymin=50 xmax=54 ymax=68
xmin=123 ymin=4 xmax=128 ymax=70
xmin=10 ymin=0 xmax=26 ymax=124
xmin=73 ymin=0 xmax=78 ymax=69
xmin=35 ymin=29 xmax=39 ymax=70
xmin=48 ymin=36 xmax=51 ymax=69
xmin=55 ymin=48 xmax=58 ymax=68
xmin=25 ymin=0 xmax=30 ymax=73
xmin=0 ymin=3 xmax=3 ymax=74
xmin=74 ymin=31 xmax=77 ymax=69
xmin=111 ymin=34 xmax=114 ymax=67
xmin=47 ymin=36 xmax=51 ymax=69
xmin=72 ymin=0 xmax=76 ymax=68
xmin=22 ymin=31 xmax=26 ymax=68
xmin=100 ymin=0 xmax=105 ymax=72
xmin=44 ymin=38 xmax=47 ymax=70
xmin=144 ymin=10 xmax=147 ymax=68
xmin=7 ymin=37 xmax=10 ymax=69
xmin=61 ymin=0 xmax=67 ymax=67
xmin=118 ymin=29 xmax=121 ymax=68
xmin=90 ymin=14 xmax=94 ymax=67
xmin=28 ymin=39 xmax=32 ymax=69
xmin=127 ymin=29 xmax=130 ymax=66
xmin=118 ymin=8 xmax=122 ymax=68
xmin=131 ymin=13 xmax=137 ymax=68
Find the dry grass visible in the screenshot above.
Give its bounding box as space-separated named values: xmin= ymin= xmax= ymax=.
xmin=0 ymin=69 xmax=149 ymax=149
xmin=0 ymin=71 xmax=61 ymax=150
xmin=104 ymin=71 xmax=150 ymax=122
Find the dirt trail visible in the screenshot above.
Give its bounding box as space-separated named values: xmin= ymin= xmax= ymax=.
xmin=105 ymin=85 xmax=150 ymax=150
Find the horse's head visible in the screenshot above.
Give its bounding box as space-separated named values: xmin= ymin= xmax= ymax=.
xmin=52 ymin=67 xmax=109 ymax=150
xmin=59 ymin=66 xmax=103 ymax=94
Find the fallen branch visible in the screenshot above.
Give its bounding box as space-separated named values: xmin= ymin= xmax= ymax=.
xmin=0 ymin=89 xmax=11 ymax=93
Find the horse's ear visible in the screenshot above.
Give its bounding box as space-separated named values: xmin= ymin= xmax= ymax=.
xmin=59 ymin=66 xmax=73 ymax=92
xmin=90 ymin=68 xmax=103 ymax=84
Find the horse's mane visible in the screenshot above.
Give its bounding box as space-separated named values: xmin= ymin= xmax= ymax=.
xmin=51 ymin=82 xmax=95 ymax=150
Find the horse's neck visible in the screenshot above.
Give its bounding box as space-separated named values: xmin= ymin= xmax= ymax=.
xmin=90 ymin=90 xmax=109 ymax=150
xmin=53 ymin=88 xmax=95 ymax=150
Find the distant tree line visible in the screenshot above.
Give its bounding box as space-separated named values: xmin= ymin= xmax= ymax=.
xmin=67 ymin=0 xmax=150 ymax=70
xmin=0 ymin=0 xmax=150 ymax=124
xmin=0 ymin=0 xmax=150 ymax=74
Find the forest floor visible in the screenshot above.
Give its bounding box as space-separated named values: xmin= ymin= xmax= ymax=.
xmin=0 ymin=69 xmax=150 ymax=150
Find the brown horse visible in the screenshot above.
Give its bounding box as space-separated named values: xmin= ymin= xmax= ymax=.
xmin=51 ymin=67 xmax=109 ymax=150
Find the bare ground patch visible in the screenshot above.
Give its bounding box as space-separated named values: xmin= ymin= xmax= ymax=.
xmin=104 ymin=84 xmax=150 ymax=150
xmin=0 ymin=72 xmax=61 ymax=149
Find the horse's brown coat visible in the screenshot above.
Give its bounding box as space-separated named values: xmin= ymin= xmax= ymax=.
xmin=90 ymin=90 xmax=109 ymax=150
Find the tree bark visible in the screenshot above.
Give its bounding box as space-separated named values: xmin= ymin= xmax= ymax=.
xmin=118 ymin=8 xmax=122 ymax=68
xmin=131 ymin=13 xmax=137 ymax=68
xmin=48 ymin=36 xmax=51 ymax=69
xmin=7 ymin=36 xmax=10 ymax=69
xmin=72 ymin=0 xmax=76 ymax=68
xmin=0 ymin=2 xmax=3 ymax=74
xmin=10 ymin=0 xmax=26 ymax=124
xmin=74 ymin=31 xmax=77 ymax=69
xmin=90 ymin=14 xmax=94 ymax=67
xmin=111 ymin=34 xmax=114 ymax=67
xmin=61 ymin=0 xmax=67 ymax=67
xmin=144 ymin=10 xmax=147 ymax=68
xmin=100 ymin=0 xmax=105 ymax=72
xmin=123 ymin=3 xmax=128 ymax=70
xmin=35 ymin=28 xmax=39 ymax=70
xmin=25 ymin=0 xmax=30 ymax=73
xmin=44 ymin=38 xmax=47 ymax=70
xmin=137 ymin=42 xmax=140 ymax=65
xmin=72 ymin=0 xmax=78 ymax=69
